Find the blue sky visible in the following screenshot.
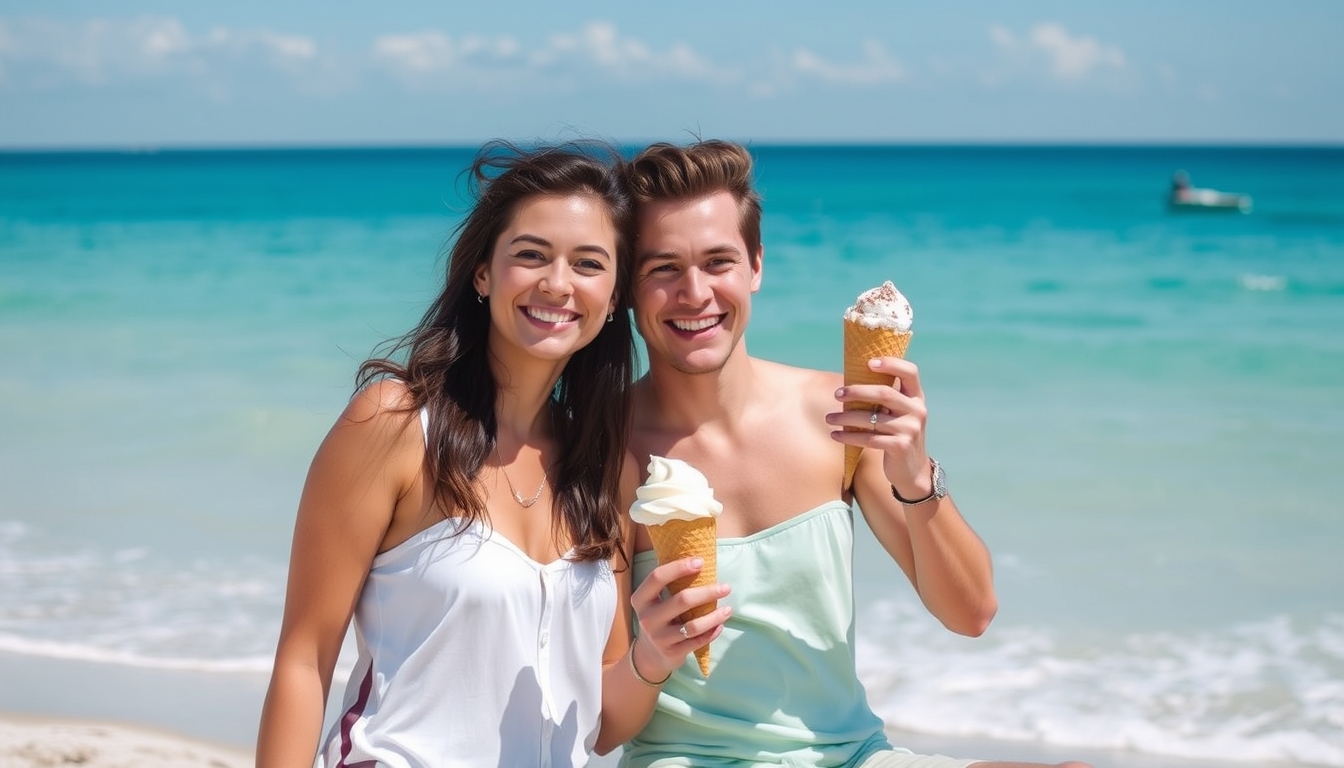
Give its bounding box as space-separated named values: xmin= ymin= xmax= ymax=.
xmin=1 ymin=1 xmax=1341 ymax=148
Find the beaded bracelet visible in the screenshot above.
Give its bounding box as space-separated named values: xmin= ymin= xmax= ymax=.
xmin=628 ymin=637 xmax=672 ymax=686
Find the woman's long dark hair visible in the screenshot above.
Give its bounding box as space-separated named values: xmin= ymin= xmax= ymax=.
xmin=358 ymin=140 xmax=635 ymax=562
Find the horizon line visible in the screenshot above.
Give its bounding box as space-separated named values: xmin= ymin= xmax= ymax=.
xmin=3 ymin=138 xmax=1342 ymax=155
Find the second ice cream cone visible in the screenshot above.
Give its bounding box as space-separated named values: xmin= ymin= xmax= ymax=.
xmin=646 ymin=516 xmax=718 ymax=676
xmin=630 ymin=456 xmax=723 ymax=677
xmin=843 ymin=321 xmax=912 ymax=489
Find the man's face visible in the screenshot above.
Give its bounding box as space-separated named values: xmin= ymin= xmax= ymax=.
xmin=632 ymin=190 xmax=762 ymax=376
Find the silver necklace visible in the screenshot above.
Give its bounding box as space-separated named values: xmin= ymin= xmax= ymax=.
xmin=493 ymin=442 xmax=546 ymax=508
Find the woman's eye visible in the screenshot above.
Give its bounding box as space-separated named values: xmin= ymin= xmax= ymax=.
xmin=576 ymin=258 xmax=607 ymax=272
xmin=515 ymin=249 xmax=545 ymax=261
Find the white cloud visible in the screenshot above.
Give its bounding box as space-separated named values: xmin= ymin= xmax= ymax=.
xmin=989 ymin=24 xmax=1016 ymax=51
xmin=0 ymin=16 xmax=319 ymax=87
xmin=552 ymin=21 xmax=648 ymax=67
xmin=137 ymin=18 xmax=191 ymax=58
xmin=1 ymin=15 xmax=921 ymax=100
xmin=371 ymin=30 xmax=526 ymax=76
xmin=372 ymin=21 xmax=725 ymax=88
xmin=259 ymin=32 xmax=317 ymax=62
xmin=989 ymin=21 xmax=1126 ymax=82
xmin=791 ymin=40 xmax=906 ymax=85
xmin=562 ymin=22 xmax=722 ymax=79
xmin=1030 ymin=22 xmax=1125 ymax=80
xmin=373 ymin=32 xmax=460 ymax=73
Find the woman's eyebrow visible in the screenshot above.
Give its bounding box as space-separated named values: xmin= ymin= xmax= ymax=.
xmin=511 ymin=233 xmax=611 ymax=260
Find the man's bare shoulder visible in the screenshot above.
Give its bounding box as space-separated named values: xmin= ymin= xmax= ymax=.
xmin=752 ymin=357 xmax=841 ymax=384
xmin=751 ymin=358 xmax=842 ymax=407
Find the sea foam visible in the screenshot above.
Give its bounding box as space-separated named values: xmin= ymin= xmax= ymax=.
xmin=857 ymin=598 xmax=1344 ymax=766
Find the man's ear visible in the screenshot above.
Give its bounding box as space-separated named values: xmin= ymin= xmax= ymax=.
xmin=750 ymin=246 xmax=764 ymax=293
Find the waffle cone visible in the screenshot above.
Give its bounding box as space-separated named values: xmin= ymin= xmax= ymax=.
xmin=646 ymin=516 xmax=718 ymax=676
xmin=843 ymin=321 xmax=912 ymax=489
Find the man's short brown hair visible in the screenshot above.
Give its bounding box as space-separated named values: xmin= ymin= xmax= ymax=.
xmin=625 ymin=139 xmax=763 ymax=259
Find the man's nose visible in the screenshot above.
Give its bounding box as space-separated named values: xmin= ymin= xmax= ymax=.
xmin=678 ymin=268 xmax=710 ymax=304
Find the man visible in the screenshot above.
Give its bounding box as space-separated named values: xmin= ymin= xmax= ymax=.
xmin=607 ymin=140 xmax=1091 ymax=768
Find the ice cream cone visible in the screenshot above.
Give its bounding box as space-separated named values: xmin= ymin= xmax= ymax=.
xmin=843 ymin=321 xmax=912 ymax=489
xmin=646 ymin=516 xmax=718 ymax=676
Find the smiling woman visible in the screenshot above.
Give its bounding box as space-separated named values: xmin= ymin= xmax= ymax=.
xmin=254 ymin=139 xmax=640 ymax=768
xmin=475 ymin=194 xmax=620 ymax=367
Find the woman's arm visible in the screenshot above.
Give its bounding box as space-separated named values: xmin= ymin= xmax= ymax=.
xmin=594 ymin=452 xmax=732 ymax=754
xmin=256 ymin=382 xmax=422 ymax=768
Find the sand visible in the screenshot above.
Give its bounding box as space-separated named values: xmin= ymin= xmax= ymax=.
xmin=0 ymin=714 xmax=251 ymax=768
xmin=0 ymin=650 xmax=1323 ymax=768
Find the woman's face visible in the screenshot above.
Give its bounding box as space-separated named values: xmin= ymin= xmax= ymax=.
xmin=474 ymin=193 xmax=619 ymax=366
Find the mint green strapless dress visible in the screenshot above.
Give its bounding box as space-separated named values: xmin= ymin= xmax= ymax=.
xmin=621 ymin=501 xmax=893 ymax=768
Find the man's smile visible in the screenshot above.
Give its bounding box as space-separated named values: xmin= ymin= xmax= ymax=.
xmin=669 ymin=315 xmax=724 ymax=333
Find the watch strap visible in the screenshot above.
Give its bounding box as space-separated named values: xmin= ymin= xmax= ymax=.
xmin=891 ymin=458 xmax=945 ymax=505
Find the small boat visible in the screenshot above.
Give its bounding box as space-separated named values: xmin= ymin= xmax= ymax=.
xmin=1167 ymin=171 xmax=1252 ymax=213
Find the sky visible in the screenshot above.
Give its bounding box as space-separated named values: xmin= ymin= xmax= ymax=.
xmin=1 ymin=1 xmax=1341 ymax=148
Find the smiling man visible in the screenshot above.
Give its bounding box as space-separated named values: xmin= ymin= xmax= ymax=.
xmin=610 ymin=139 xmax=1090 ymax=768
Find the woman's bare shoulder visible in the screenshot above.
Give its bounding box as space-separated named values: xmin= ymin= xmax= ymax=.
xmin=339 ymin=378 xmax=417 ymax=424
xmin=318 ymin=378 xmax=423 ymax=460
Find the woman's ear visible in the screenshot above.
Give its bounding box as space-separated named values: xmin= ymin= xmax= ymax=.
xmin=473 ymin=262 xmax=490 ymax=299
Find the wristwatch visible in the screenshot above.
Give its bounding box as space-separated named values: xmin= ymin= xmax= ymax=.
xmin=891 ymin=458 xmax=946 ymax=505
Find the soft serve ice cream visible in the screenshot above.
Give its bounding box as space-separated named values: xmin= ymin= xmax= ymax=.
xmin=629 ymin=456 xmax=723 ymax=525
xmin=631 ymin=456 xmax=722 ymax=676
xmin=844 ymin=280 xmax=913 ymax=332
xmin=842 ymin=281 xmax=914 ymax=489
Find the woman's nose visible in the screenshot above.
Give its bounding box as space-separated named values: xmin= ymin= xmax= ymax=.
xmin=540 ymin=261 xmax=573 ymax=296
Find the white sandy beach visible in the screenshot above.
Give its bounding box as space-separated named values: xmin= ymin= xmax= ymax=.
xmin=0 ymin=650 xmax=1326 ymax=768
xmin=0 ymin=714 xmax=251 ymax=768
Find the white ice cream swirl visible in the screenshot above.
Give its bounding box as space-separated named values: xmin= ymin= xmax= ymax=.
xmin=843 ymin=280 xmax=913 ymax=332
xmin=629 ymin=456 xmax=723 ymax=525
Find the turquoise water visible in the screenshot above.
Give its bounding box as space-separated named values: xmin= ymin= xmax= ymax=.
xmin=2 ymin=145 xmax=1342 ymax=764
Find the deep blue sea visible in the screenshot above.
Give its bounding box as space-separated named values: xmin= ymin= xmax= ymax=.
xmin=2 ymin=145 xmax=1342 ymax=765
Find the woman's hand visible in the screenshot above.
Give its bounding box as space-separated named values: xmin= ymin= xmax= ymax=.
xmin=628 ymin=556 xmax=731 ymax=681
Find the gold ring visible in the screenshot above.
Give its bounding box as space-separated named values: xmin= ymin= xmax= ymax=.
xmin=869 ymin=409 xmax=880 ymax=430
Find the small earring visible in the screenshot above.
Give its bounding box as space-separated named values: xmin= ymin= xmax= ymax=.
xmin=477 ymin=293 xmax=485 ymax=304
xmin=606 ymin=311 xmax=615 ymax=323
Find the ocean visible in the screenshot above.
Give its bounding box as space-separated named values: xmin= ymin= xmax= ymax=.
xmin=1 ymin=145 xmax=1341 ymax=765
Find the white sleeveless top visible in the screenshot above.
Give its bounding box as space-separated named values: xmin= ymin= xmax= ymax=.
xmin=315 ymin=411 xmax=617 ymax=768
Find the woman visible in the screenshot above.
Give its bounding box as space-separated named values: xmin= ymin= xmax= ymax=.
xmin=257 ymin=140 xmax=637 ymax=768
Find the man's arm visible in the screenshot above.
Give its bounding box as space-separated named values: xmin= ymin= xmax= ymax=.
xmin=830 ymin=356 xmax=997 ymax=636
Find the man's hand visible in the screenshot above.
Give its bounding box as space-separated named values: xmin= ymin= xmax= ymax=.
xmin=828 ymin=356 xmax=931 ymax=499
